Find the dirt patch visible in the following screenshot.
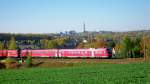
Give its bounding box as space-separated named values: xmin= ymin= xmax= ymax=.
xmin=33 ymin=58 xmax=144 ymax=63
xmin=31 ymin=58 xmax=145 ymax=68
xmin=0 ymin=58 xmax=146 ymax=68
xmin=0 ymin=63 xmax=5 ymax=69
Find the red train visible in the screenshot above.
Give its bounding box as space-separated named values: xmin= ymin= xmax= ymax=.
xmin=0 ymin=48 xmax=112 ymax=58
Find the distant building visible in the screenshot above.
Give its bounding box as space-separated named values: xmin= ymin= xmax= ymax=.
xmin=83 ymin=39 xmax=87 ymax=43
xmin=59 ymin=30 xmax=76 ymax=36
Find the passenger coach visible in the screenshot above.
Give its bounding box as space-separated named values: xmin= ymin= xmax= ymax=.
xmin=0 ymin=48 xmax=112 ymax=58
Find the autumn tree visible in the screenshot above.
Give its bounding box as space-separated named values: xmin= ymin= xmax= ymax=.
xmin=92 ymin=40 xmax=106 ymax=48
xmin=122 ymin=36 xmax=133 ymax=58
xmin=8 ymin=37 xmax=17 ymax=50
xmin=141 ymin=35 xmax=150 ymax=60
xmin=96 ymin=34 xmax=114 ymax=48
xmin=106 ymin=39 xmax=116 ymax=48
xmin=76 ymin=43 xmax=84 ymax=48
xmin=40 ymin=39 xmax=59 ymax=49
xmin=56 ymin=38 xmax=66 ymax=46
xmin=0 ymin=41 xmax=3 ymax=49
xmin=132 ymin=36 xmax=142 ymax=58
xmin=47 ymin=40 xmax=58 ymax=49
xmin=115 ymin=35 xmax=143 ymax=58
xmin=40 ymin=39 xmax=49 ymax=49
xmin=115 ymin=41 xmax=124 ymax=58
xmin=115 ymin=36 xmax=133 ymax=58
xmin=146 ymin=36 xmax=150 ymax=60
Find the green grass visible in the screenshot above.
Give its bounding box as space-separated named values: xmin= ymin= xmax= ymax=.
xmin=0 ymin=62 xmax=149 ymax=84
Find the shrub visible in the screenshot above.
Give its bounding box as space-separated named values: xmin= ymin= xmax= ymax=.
xmin=26 ymin=54 xmax=32 ymax=67
xmin=5 ymin=57 xmax=16 ymax=69
xmin=0 ymin=62 xmax=5 ymax=69
xmin=114 ymin=51 xmax=127 ymax=59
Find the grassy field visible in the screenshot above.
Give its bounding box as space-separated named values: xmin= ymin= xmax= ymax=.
xmin=0 ymin=62 xmax=149 ymax=84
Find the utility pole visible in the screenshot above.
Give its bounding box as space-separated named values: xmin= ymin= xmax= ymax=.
xmin=83 ymin=22 xmax=86 ymax=33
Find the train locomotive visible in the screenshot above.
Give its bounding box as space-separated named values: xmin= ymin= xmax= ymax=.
xmin=0 ymin=48 xmax=112 ymax=58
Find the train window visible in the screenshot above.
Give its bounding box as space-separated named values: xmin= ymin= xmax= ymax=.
xmin=61 ymin=51 xmax=63 ymax=54
xmin=76 ymin=51 xmax=78 ymax=54
xmin=73 ymin=51 xmax=75 ymax=54
xmin=75 ymin=51 xmax=77 ymax=54
xmin=72 ymin=51 xmax=75 ymax=54
xmin=81 ymin=51 xmax=84 ymax=54
xmin=76 ymin=51 xmax=77 ymax=54
xmin=99 ymin=51 xmax=101 ymax=54
xmin=78 ymin=51 xmax=80 ymax=54
xmin=70 ymin=51 xmax=72 ymax=54
xmin=104 ymin=51 xmax=106 ymax=54
xmin=95 ymin=51 xmax=98 ymax=54
xmin=95 ymin=51 xmax=97 ymax=54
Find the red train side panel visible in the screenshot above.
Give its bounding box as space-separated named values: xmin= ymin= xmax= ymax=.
xmin=0 ymin=50 xmax=6 ymax=57
xmin=0 ymin=50 xmax=18 ymax=57
xmin=0 ymin=48 xmax=110 ymax=58
xmin=93 ymin=48 xmax=109 ymax=58
xmin=59 ymin=49 xmax=92 ymax=58
xmin=7 ymin=50 xmax=18 ymax=57
xmin=59 ymin=48 xmax=109 ymax=58
xmin=21 ymin=49 xmax=58 ymax=57
xmin=21 ymin=50 xmax=31 ymax=57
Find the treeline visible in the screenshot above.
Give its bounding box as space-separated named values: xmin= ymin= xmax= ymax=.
xmin=40 ymin=38 xmax=76 ymax=49
xmin=0 ymin=33 xmax=53 ymax=41
xmin=77 ymin=33 xmax=150 ymax=59
xmin=115 ymin=34 xmax=150 ymax=59
xmin=77 ymin=34 xmax=115 ymax=48
xmin=0 ymin=36 xmax=76 ymax=49
xmin=115 ymin=35 xmax=142 ymax=58
xmin=0 ymin=32 xmax=150 ymax=59
xmin=0 ymin=37 xmax=17 ymax=50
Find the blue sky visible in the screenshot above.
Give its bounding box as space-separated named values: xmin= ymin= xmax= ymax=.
xmin=0 ymin=0 xmax=150 ymax=33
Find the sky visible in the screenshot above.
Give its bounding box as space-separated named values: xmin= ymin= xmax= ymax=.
xmin=0 ymin=0 xmax=150 ymax=33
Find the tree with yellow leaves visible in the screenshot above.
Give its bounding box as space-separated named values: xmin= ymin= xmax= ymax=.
xmin=8 ymin=37 xmax=17 ymax=50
